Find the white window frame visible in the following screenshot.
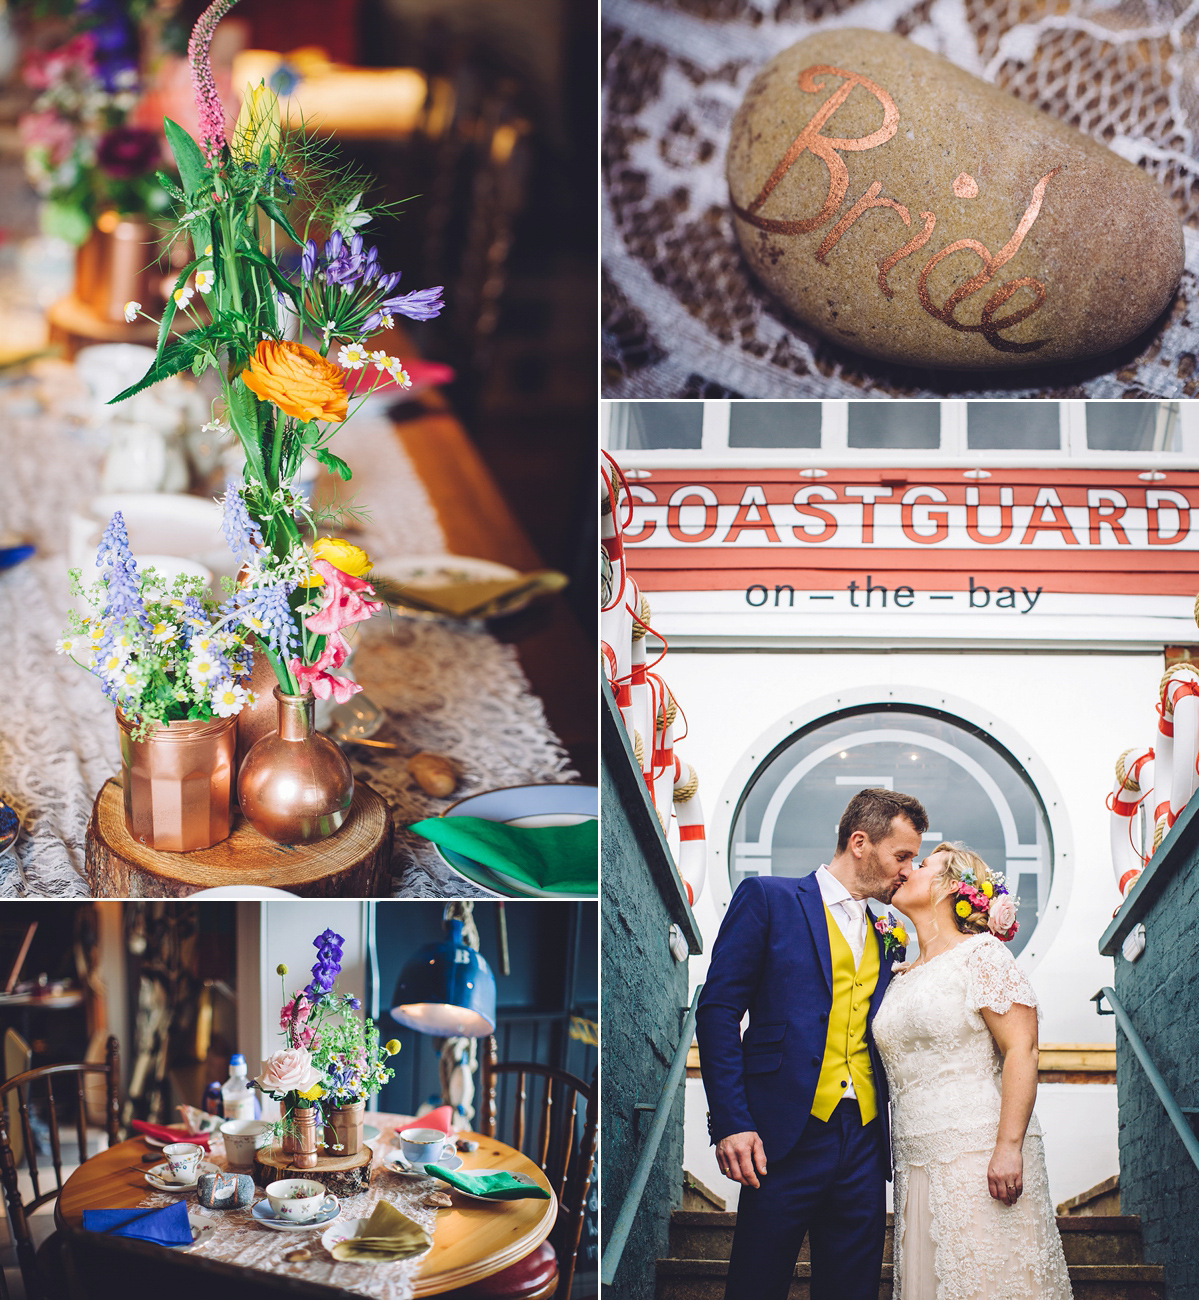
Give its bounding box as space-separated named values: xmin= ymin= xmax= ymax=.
xmin=602 ymin=399 xmax=1199 ymax=470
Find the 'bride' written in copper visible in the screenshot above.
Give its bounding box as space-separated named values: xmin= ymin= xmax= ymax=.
xmin=730 ymin=65 xmax=1060 ymax=354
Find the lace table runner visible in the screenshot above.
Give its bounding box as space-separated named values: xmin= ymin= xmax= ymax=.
xmin=140 ymin=1123 xmax=438 ymax=1300
xmin=603 ymin=0 xmax=1199 ymax=398
xmin=0 ymin=362 xmax=576 ymax=897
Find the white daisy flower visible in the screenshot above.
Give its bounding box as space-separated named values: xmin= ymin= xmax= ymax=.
xmin=173 ymin=284 xmax=195 ymax=305
xmin=211 ymin=681 xmax=247 ymax=717
xmin=55 ymin=636 xmax=77 ymax=656
xmin=386 ymin=359 xmax=412 ymax=388
xmin=369 ymin=350 xmax=390 ymax=370
xmin=188 ymin=654 xmax=222 ymax=684
xmin=150 ymin=622 xmax=178 ymax=644
xmin=123 ymin=300 xmax=141 ymax=322
xmin=194 ymin=269 xmax=214 ymax=294
xmin=338 ymin=344 xmax=367 ymax=370
xmin=380 ymin=313 xmax=395 ymax=330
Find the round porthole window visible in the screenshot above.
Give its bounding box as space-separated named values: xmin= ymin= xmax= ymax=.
xmin=729 ymin=705 xmax=1052 ymax=957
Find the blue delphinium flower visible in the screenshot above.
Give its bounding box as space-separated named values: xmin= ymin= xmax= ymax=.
xmin=97 ymin=512 xmax=151 ymax=632
xmin=305 ymin=928 xmax=345 ymax=1000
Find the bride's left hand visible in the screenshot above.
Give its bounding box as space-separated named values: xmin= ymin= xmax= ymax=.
xmin=987 ymin=1140 xmax=1023 ymax=1206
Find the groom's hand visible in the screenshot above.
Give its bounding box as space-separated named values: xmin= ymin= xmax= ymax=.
xmin=715 ymin=1131 xmax=768 ymax=1188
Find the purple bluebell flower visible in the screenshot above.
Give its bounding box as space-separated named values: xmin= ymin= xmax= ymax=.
xmin=226 ymin=582 xmax=298 ymax=660
xmin=221 ymin=486 xmax=264 ymax=564
xmin=383 ymin=285 xmax=445 ymax=322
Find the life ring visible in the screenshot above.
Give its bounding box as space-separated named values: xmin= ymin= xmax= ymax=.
xmin=1164 ymin=667 xmax=1199 ymax=827
xmin=1108 ymin=746 xmax=1153 ymax=902
xmin=673 ymin=756 xmax=706 ymax=907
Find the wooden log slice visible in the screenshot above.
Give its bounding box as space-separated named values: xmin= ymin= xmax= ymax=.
xmin=254 ymin=1144 xmax=373 ymax=1198
xmin=85 ymin=776 xmax=393 ymax=897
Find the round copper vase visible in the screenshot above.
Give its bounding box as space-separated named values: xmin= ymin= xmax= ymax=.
xmin=237 ymin=689 xmax=354 ymax=844
xmin=117 ymin=711 xmax=236 ymax=852
xmin=324 ymin=1101 xmax=365 ymax=1156
xmin=283 ymin=1107 xmax=319 ymax=1170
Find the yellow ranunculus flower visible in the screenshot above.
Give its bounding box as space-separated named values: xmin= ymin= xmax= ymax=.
xmin=955 ymin=899 xmax=972 ymax=918
xmin=242 ymin=340 xmax=349 ymax=424
xmin=300 ymin=537 xmax=374 ymax=588
xmin=297 ymin=1083 xmax=325 ymax=1101
xmin=234 ymin=81 xmax=281 ymax=163
xmin=892 ymin=926 xmax=908 ymax=945
xmin=981 ymin=881 xmax=994 ymax=898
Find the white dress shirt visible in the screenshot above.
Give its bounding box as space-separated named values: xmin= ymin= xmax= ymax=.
xmin=814 ymin=865 xmax=871 ymax=1103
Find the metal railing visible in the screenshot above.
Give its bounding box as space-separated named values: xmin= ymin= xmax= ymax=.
xmin=600 ymin=984 xmax=703 ymax=1288
xmin=1094 ymin=986 xmax=1199 ymax=1174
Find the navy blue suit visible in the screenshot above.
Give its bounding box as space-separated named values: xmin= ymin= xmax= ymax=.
xmin=696 ymin=873 xmax=900 ymax=1300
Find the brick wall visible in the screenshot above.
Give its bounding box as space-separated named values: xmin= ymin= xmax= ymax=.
xmin=600 ymin=684 xmax=702 ymax=1300
xmin=1111 ymin=815 xmax=1199 ymax=1300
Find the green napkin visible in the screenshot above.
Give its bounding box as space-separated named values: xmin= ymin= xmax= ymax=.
xmin=408 ymin=817 xmax=597 ymax=895
xmin=426 ymin=1166 xmax=551 ymax=1201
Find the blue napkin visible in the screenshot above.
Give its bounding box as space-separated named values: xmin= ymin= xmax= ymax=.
xmin=83 ymin=1201 xmax=193 ymax=1245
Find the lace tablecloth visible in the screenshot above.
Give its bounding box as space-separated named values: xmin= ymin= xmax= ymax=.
xmin=139 ymin=1117 xmax=438 ymax=1300
xmin=603 ymin=0 xmax=1199 ymax=398
xmin=0 ymin=362 xmax=576 ymax=897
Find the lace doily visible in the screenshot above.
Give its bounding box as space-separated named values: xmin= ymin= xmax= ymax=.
xmin=139 ymin=1125 xmax=438 ymax=1300
xmin=0 ymin=364 xmax=576 ymax=898
xmin=603 ymin=0 xmax=1199 ymax=398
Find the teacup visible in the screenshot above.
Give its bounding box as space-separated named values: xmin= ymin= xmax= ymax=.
xmin=162 ymin=1142 xmax=203 ymax=1183
xmin=265 ymin=1178 xmax=329 ymax=1222
xmin=398 ymin=1127 xmax=456 ymax=1171
xmin=220 ymin=1119 xmax=269 ymax=1169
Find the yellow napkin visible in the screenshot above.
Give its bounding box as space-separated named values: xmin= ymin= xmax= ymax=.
xmin=376 ymin=570 xmax=567 ymax=618
xmin=330 ymin=1199 xmax=432 ymax=1263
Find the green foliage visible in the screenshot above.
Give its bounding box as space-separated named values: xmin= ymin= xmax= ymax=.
xmin=163 ymin=118 xmax=210 ymax=202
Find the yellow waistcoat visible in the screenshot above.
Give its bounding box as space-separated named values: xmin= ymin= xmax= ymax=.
xmin=810 ymin=905 xmax=879 ymax=1124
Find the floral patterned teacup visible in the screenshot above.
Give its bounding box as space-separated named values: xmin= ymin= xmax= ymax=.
xmin=265 ymin=1178 xmax=328 ymax=1221
xmin=162 ymin=1142 xmax=203 ymax=1183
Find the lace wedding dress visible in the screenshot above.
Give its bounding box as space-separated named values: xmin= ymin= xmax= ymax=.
xmin=872 ymin=935 xmax=1073 ymax=1300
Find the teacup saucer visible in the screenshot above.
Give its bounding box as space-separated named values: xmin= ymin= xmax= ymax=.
xmin=383 ymin=1150 xmax=463 ymax=1177
xmin=252 ymin=1195 xmax=340 ymax=1231
xmin=145 ymin=1160 xmax=220 ymax=1192
xmin=165 ymin=1212 xmax=217 ymax=1250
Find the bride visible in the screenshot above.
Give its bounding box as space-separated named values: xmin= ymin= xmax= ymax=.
xmin=872 ymin=842 xmax=1073 ymax=1300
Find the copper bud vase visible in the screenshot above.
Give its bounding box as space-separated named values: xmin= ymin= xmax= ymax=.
xmin=235 ymin=646 xmax=283 ymax=771
xmin=117 ymin=710 xmax=235 ymax=852
xmin=237 ymin=688 xmax=354 ymax=844
xmin=283 ymin=1107 xmax=319 ymax=1170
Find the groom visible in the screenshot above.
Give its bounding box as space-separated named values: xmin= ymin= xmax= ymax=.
xmin=696 ymin=787 xmax=928 ymax=1300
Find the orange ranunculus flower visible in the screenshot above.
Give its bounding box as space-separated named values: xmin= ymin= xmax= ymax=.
xmin=241 ymin=340 xmax=349 ymax=423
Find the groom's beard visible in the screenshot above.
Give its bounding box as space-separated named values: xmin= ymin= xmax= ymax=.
xmin=858 ymin=846 xmax=900 ymax=902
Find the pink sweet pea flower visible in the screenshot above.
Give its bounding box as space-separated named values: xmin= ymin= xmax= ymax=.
xmin=289 ymin=631 xmax=362 ymax=703
xmin=304 ymin=559 xmax=383 ymax=636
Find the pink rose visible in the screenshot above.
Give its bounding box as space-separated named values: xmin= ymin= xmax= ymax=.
xmin=987 ymin=895 xmax=1018 ymax=935
xmin=258 ymin=1047 xmax=320 ymax=1094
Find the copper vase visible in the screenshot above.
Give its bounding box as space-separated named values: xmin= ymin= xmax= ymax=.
xmin=235 ymin=646 xmax=283 ymax=771
xmin=324 ymin=1101 xmax=365 ymax=1155
xmin=75 ymin=212 xmax=160 ymax=323
xmin=117 ymin=711 xmax=236 ymax=852
xmin=237 ymin=689 xmax=354 ymax=844
xmin=283 ymin=1107 xmax=319 ymax=1169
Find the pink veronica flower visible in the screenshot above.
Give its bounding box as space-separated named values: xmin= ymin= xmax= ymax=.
xmin=289 ymin=631 xmax=362 ymax=703
xmin=304 ymin=560 xmax=384 ymax=636
xmin=188 ymin=0 xmax=239 ymax=162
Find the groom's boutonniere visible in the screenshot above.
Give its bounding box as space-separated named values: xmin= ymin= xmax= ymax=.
xmin=874 ymin=912 xmax=908 ymax=961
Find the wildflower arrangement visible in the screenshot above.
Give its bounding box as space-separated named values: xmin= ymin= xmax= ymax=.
xmin=951 ymin=868 xmax=1020 ymax=942
xmin=114 ymin=0 xmax=443 ymax=703
xmin=257 ymin=930 xmax=399 ymax=1136
xmin=873 ymin=911 xmax=909 ymax=960
xmin=56 ymin=511 xmax=255 ymax=737
xmin=19 ymin=4 xmax=170 ymax=245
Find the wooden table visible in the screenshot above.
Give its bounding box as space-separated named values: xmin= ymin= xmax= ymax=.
xmin=55 ymin=1116 xmax=558 ymax=1295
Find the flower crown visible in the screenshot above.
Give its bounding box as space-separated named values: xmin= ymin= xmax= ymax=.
xmin=952 ymin=868 xmax=1020 ymax=942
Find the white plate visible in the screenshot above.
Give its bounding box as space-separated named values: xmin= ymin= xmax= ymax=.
xmin=435 ymin=785 xmax=599 ymax=898
xmin=430 ymin=1168 xmax=539 ymax=1202
xmin=252 ymin=1195 xmax=340 ymax=1231
xmin=382 ymin=1151 xmax=463 ymax=1177
xmin=145 ymin=1160 xmax=220 ymax=1192
xmin=166 ymin=1211 xmax=217 ymax=1250
xmin=320 ymin=1217 xmax=432 ymax=1264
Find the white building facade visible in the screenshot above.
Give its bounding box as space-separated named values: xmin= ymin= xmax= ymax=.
xmin=603 ymin=398 xmax=1199 ymax=1208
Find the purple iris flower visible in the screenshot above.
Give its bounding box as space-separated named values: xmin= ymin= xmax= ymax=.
xmin=383 ymin=285 xmax=445 ymax=322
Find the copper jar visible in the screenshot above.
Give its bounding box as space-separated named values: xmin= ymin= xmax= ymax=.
xmin=75 ymin=212 xmax=161 ymax=323
xmin=117 ymin=710 xmax=236 ymax=852
xmin=324 ymin=1101 xmax=365 ymax=1156
xmin=237 ymin=688 xmax=354 ymax=844
xmin=282 ymin=1107 xmax=319 ymax=1170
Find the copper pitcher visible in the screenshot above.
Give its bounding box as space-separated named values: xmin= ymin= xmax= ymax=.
xmin=117 ymin=711 xmax=236 ymax=852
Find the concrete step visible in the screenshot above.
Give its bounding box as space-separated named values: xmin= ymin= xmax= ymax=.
xmin=656 ymin=1259 xmax=1165 ymax=1300
xmin=669 ymin=1211 xmax=1146 ymax=1266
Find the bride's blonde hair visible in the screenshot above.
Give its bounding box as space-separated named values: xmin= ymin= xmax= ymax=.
xmin=932 ymin=841 xmax=997 ymax=935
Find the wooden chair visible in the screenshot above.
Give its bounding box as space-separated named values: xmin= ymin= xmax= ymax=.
xmin=444 ymin=1038 xmax=597 ymax=1299
xmin=0 ymin=1037 xmax=120 ymax=1300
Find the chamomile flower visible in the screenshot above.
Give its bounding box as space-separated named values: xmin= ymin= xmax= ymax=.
xmin=188 ymin=653 xmax=222 ymax=684
xmin=123 ymin=300 xmax=141 ymax=322
xmin=99 ymin=650 xmax=128 ymax=678
xmin=173 ymin=284 xmax=195 ymax=305
xmin=55 ymin=635 xmax=78 ymax=656
xmin=338 ymin=344 xmax=368 ymax=370
xmin=210 ymin=680 xmax=248 ymax=717
xmin=194 ymin=269 xmax=214 ymax=294
xmin=369 ymin=350 xmax=389 ymax=369
xmin=379 ymin=312 xmax=394 ymax=330
xmin=150 ymin=621 xmax=178 ymax=644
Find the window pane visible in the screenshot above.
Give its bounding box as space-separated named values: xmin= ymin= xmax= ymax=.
xmin=609 ymin=402 xmax=703 ymax=449
xmin=1086 ymin=403 xmax=1176 ymax=451
xmin=728 ymin=402 xmax=822 ymax=448
xmin=729 ymin=706 xmax=1052 ymax=958
xmin=967 ymin=402 xmax=1060 ymax=450
xmin=848 ymin=403 xmax=940 ymax=449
